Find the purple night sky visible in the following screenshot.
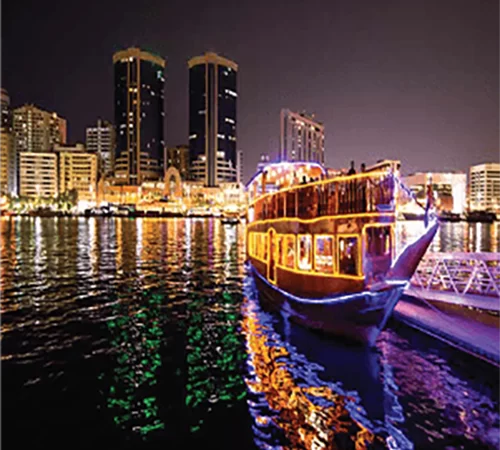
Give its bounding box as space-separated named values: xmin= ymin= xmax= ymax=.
xmin=3 ymin=0 xmax=498 ymax=181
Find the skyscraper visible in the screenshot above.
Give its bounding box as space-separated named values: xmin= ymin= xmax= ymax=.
xmin=113 ymin=47 xmax=165 ymax=185
xmin=279 ymin=109 xmax=325 ymax=164
xmin=188 ymin=52 xmax=238 ymax=187
xmin=0 ymin=88 xmax=12 ymax=129
xmin=86 ymin=119 xmax=115 ymax=177
xmin=0 ymin=88 xmax=15 ymax=195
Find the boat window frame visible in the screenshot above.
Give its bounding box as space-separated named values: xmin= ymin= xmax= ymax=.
xmin=314 ymin=234 xmax=335 ymax=274
xmin=363 ymin=224 xmax=394 ymax=258
xmin=337 ymin=233 xmax=361 ymax=277
xmin=297 ymin=234 xmax=313 ymax=272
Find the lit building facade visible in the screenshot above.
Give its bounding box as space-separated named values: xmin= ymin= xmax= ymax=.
xmin=13 ymin=104 xmax=67 ymax=153
xmin=86 ymin=119 xmax=115 ymax=177
xmin=0 ymin=128 xmax=17 ymax=195
xmin=0 ymin=88 xmax=12 ymax=129
xmin=166 ymin=145 xmax=190 ymax=180
xmin=113 ymin=47 xmax=166 ymax=185
xmin=469 ymin=163 xmax=500 ymax=213
xmin=256 ymin=153 xmax=271 ymax=173
xmin=19 ymin=152 xmax=58 ymax=198
xmin=280 ymin=109 xmax=324 ymax=164
xmin=237 ymin=149 xmax=243 ymax=184
xmin=188 ymin=52 xmax=238 ymax=186
xmin=56 ymin=144 xmax=98 ymax=203
xmin=402 ymin=172 xmax=467 ymax=214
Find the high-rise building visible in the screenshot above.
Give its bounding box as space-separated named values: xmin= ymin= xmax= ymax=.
xmin=56 ymin=144 xmax=98 ymax=203
xmin=0 ymin=128 xmax=17 ymax=195
xmin=166 ymin=145 xmax=190 ymax=180
xmin=188 ymin=52 xmax=238 ymax=186
xmin=279 ymin=109 xmax=324 ymax=164
xmin=469 ymin=162 xmax=500 ymax=213
xmin=0 ymin=88 xmax=12 ymax=129
xmin=86 ymin=119 xmax=115 ymax=177
xmin=0 ymin=88 xmax=15 ymax=195
xmin=19 ymin=152 xmax=58 ymax=198
xmin=113 ymin=47 xmax=166 ymax=185
xmin=13 ymin=104 xmax=67 ymax=153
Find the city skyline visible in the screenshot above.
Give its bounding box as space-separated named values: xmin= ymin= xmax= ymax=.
xmin=3 ymin=0 xmax=498 ymax=182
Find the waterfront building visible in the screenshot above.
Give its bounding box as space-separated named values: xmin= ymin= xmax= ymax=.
xmin=188 ymin=52 xmax=238 ymax=186
xmin=0 ymin=128 xmax=16 ymax=195
xmin=19 ymin=152 xmax=58 ymax=198
xmin=166 ymin=145 xmax=190 ymax=180
xmin=469 ymin=162 xmax=500 ymax=213
xmin=113 ymin=47 xmax=166 ymax=185
xmin=0 ymin=88 xmax=12 ymax=129
xmin=13 ymin=104 xmax=67 ymax=153
xmin=279 ymin=109 xmax=324 ymax=164
xmin=402 ymin=171 xmax=466 ymax=214
xmin=56 ymin=144 xmax=98 ymax=203
xmin=86 ymin=119 xmax=115 ymax=177
xmin=0 ymin=88 xmax=15 ymax=195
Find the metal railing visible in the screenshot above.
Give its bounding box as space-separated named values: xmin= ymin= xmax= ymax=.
xmin=410 ymin=252 xmax=500 ymax=298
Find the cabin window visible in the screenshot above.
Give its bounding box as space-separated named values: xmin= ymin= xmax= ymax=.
xmin=285 ymin=236 xmax=296 ymax=269
xmin=262 ymin=234 xmax=268 ymax=261
xmin=338 ymin=236 xmax=359 ymax=276
xmin=315 ymin=235 xmax=334 ymax=274
xmin=248 ymin=233 xmax=253 ymax=257
xmin=276 ymin=235 xmax=284 ymax=265
xmin=366 ymin=226 xmax=391 ymax=256
xmin=297 ymin=234 xmax=312 ymax=271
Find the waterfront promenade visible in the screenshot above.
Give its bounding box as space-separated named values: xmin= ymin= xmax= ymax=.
xmin=396 ymin=251 xmax=500 ymax=366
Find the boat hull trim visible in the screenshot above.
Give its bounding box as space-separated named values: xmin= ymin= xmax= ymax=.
xmin=250 ymin=264 xmax=407 ymax=346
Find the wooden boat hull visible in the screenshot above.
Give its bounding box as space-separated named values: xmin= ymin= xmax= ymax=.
xmin=250 ymin=265 xmax=405 ymax=346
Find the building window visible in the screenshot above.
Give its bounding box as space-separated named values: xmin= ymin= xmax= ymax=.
xmin=297 ymin=234 xmax=312 ymax=271
xmin=366 ymin=226 xmax=391 ymax=256
xmin=315 ymin=235 xmax=334 ymax=274
xmin=338 ymin=236 xmax=358 ymax=276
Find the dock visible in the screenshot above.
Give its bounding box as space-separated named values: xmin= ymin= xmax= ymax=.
xmin=394 ymin=251 xmax=500 ymax=366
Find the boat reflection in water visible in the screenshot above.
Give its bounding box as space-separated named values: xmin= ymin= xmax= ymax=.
xmin=241 ymin=275 xmax=412 ymax=450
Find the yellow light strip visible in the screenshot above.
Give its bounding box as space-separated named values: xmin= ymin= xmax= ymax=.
xmin=275 ymin=263 xmax=364 ymax=280
xmin=247 ymin=212 xmax=394 ymax=228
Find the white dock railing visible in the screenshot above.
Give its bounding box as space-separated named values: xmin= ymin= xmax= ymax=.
xmin=410 ymin=252 xmax=500 ymax=298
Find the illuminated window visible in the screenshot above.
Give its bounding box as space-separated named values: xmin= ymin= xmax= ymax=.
xmin=366 ymin=226 xmax=391 ymax=256
xmin=297 ymin=235 xmax=312 ymax=271
xmin=315 ymin=235 xmax=334 ymax=273
xmin=262 ymin=234 xmax=268 ymax=261
xmin=285 ymin=236 xmax=295 ymax=269
xmin=338 ymin=236 xmax=358 ymax=276
xmin=276 ymin=235 xmax=284 ymax=266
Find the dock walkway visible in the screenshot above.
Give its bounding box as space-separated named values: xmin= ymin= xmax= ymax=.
xmin=394 ymin=295 xmax=500 ymax=366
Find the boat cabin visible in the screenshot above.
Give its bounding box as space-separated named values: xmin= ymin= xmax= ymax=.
xmin=246 ymin=162 xmax=398 ymax=296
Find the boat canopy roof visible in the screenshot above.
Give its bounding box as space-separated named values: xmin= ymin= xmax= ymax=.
xmin=247 ymin=161 xmax=326 ymax=198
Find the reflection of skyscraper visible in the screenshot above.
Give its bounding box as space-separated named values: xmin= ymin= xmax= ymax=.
xmin=113 ymin=47 xmax=166 ymax=185
xmin=188 ymin=52 xmax=238 ymax=186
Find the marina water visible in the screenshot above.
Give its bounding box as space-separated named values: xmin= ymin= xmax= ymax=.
xmin=1 ymin=217 xmax=499 ymax=449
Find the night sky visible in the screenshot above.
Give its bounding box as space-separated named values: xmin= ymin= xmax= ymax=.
xmin=3 ymin=0 xmax=499 ymax=181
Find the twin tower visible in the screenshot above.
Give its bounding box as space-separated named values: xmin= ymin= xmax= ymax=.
xmin=113 ymin=48 xmax=238 ymax=187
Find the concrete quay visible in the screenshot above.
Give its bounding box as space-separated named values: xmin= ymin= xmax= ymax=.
xmin=393 ymin=294 xmax=500 ymax=367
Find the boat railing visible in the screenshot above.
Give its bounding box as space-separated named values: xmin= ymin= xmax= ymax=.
xmin=252 ymin=171 xmax=396 ymax=222
xmin=410 ymin=252 xmax=500 ymax=298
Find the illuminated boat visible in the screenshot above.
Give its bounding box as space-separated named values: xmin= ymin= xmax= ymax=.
xmin=245 ymin=161 xmax=439 ymax=345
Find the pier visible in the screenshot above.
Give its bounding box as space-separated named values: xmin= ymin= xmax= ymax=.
xmin=396 ymin=251 xmax=500 ymax=366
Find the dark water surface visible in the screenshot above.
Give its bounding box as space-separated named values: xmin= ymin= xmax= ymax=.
xmin=1 ymin=217 xmax=499 ymax=449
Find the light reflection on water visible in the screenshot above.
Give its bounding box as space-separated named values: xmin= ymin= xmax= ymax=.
xmin=1 ymin=217 xmax=499 ymax=449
